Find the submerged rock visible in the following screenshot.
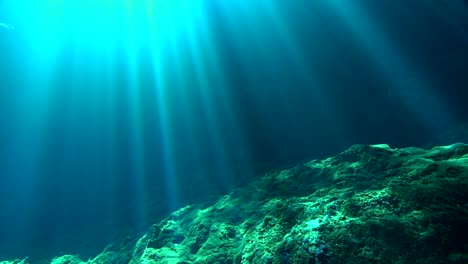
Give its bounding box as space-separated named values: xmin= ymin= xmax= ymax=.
xmin=4 ymin=144 xmax=468 ymax=263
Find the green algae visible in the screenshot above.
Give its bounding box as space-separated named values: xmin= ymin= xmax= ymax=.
xmin=5 ymin=144 xmax=468 ymax=264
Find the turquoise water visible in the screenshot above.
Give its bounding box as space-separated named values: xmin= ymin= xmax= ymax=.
xmin=0 ymin=0 xmax=467 ymax=260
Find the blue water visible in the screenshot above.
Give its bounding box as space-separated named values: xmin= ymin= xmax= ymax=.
xmin=0 ymin=0 xmax=467 ymax=260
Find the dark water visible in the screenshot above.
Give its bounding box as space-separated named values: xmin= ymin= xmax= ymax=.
xmin=0 ymin=0 xmax=467 ymax=260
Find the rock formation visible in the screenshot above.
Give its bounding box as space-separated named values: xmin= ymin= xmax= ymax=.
xmin=2 ymin=143 xmax=468 ymax=263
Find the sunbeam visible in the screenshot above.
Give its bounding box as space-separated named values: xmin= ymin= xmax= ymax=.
xmin=0 ymin=0 xmax=467 ymax=262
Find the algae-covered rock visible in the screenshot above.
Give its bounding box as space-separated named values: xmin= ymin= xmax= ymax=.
xmin=50 ymin=255 xmax=85 ymax=264
xmin=3 ymin=144 xmax=468 ymax=263
xmin=0 ymin=259 xmax=29 ymax=264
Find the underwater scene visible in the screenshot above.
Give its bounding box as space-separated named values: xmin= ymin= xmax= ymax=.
xmin=0 ymin=0 xmax=468 ymax=263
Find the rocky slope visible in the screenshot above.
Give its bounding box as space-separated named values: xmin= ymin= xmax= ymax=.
xmin=3 ymin=143 xmax=468 ymax=264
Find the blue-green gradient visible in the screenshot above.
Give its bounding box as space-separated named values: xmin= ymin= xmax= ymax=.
xmin=0 ymin=0 xmax=467 ymax=260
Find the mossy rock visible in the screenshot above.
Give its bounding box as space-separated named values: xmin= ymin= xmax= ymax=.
xmin=3 ymin=144 xmax=468 ymax=264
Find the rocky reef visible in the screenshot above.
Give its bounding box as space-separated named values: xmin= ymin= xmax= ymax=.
xmin=2 ymin=143 xmax=468 ymax=264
